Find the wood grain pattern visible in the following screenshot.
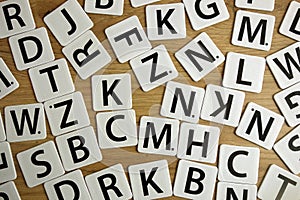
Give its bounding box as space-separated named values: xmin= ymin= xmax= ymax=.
xmin=0 ymin=0 xmax=299 ymax=199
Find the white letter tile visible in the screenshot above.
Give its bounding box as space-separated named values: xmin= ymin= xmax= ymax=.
xmin=0 ymin=58 xmax=19 ymax=99
xmin=0 ymin=142 xmax=17 ymax=184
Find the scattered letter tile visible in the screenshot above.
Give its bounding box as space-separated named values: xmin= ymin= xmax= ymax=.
xmin=160 ymin=81 xmax=205 ymax=123
xmin=0 ymin=58 xmax=19 ymax=99
xmin=44 ymin=0 xmax=94 ymax=46
xmin=0 ymin=181 xmax=21 ymax=200
xmin=175 ymin=32 xmax=225 ymax=82
xmin=0 ymin=142 xmax=17 ymax=184
xmin=130 ymin=45 xmax=178 ymax=92
xmin=96 ymin=109 xmax=137 ymax=149
xmin=62 ymin=30 xmax=112 ymax=80
xmin=105 ymin=15 xmax=152 ymax=63
xmin=128 ymin=160 xmax=172 ymax=199
xmin=44 ymin=92 xmax=90 ymax=136
xmin=216 ymin=182 xmax=257 ymax=200
xmin=85 ymin=0 xmax=124 ymax=16
xmin=201 ymin=84 xmax=245 ymax=127
xmin=0 ymin=113 xmax=5 ymax=141
xmin=280 ymin=1 xmax=300 ymax=42
xmin=232 ymin=10 xmax=275 ymax=51
xmin=235 ymin=0 xmax=275 ymax=11
xmin=223 ymin=52 xmax=266 ymax=93
xmin=9 ymin=27 xmax=55 ymax=71
xmin=5 ymin=103 xmax=46 ymax=142
xmin=17 ymin=141 xmax=65 ymax=188
xmin=138 ymin=116 xmax=179 ymax=156
xmin=218 ymin=144 xmax=260 ymax=185
xmin=130 ymin=0 xmax=160 ymax=8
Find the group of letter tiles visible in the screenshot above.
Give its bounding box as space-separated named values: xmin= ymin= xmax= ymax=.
xmin=0 ymin=0 xmax=300 ymax=199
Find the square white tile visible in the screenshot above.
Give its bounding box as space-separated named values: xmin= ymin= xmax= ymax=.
xmin=258 ymin=165 xmax=300 ymax=199
xmin=44 ymin=91 xmax=90 ymax=136
xmin=0 ymin=112 xmax=5 ymax=142
xmin=130 ymin=0 xmax=159 ymax=8
xmin=92 ymin=74 xmax=132 ymax=111
xmin=44 ymin=0 xmax=93 ymax=46
xmin=267 ymin=42 xmax=300 ymax=89
xmin=138 ymin=116 xmax=179 ymax=156
xmin=85 ymin=0 xmax=124 ymax=15
xmin=175 ymin=32 xmax=225 ymax=82
xmin=274 ymin=82 xmax=300 ymax=127
xmin=62 ymin=30 xmax=111 ymax=80
xmin=44 ymin=170 xmax=92 ymax=200
xmin=146 ymin=3 xmax=186 ymax=40
xmin=279 ymin=1 xmax=300 ymax=42
xmin=56 ymin=126 xmax=102 ymax=171
xmin=128 ymin=160 xmax=172 ymax=199
xmin=216 ymin=182 xmax=257 ymax=200
xmin=105 ymin=15 xmax=152 ymax=63
xmin=9 ymin=27 xmax=55 ymax=71
xmin=274 ymin=125 xmax=300 ymax=174
xmin=0 ymin=0 xmax=35 ymax=38
xmin=173 ymin=159 xmax=218 ymax=199
xmin=183 ymin=0 xmax=230 ymax=31
xmin=232 ymin=10 xmax=275 ymax=51
xmin=85 ymin=164 xmax=132 ymax=200
xmin=130 ymin=45 xmax=178 ymax=92
xmin=29 ymin=58 xmax=75 ymax=102
xmin=236 ymin=102 xmax=284 ymax=150
xmin=0 ymin=142 xmax=17 ymax=184
xmin=218 ymin=144 xmax=260 ymax=185
xmin=5 ymin=103 xmax=46 ymax=142
xmin=201 ymin=84 xmax=245 ymax=127
xmin=177 ymin=122 xmax=220 ymax=164
xmin=0 ymin=58 xmax=19 ymax=99
xmin=17 ymin=141 xmax=65 ymax=188
xmin=235 ymin=0 xmax=275 ymax=11
xmin=96 ymin=109 xmax=137 ymax=149
xmin=223 ymin=52 xmax=266 ymax=93
xmin=0 ymin=181 xmax=21 ymax=200
xmin=160 ymin=81 xmax=205 ymax=123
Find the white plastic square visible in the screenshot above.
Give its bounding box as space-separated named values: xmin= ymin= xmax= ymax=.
xmin=216 ymin=182 xmax=257 ymax=200
xmin=138 ymin=116 xmax=179 ymax=156
xmin=0 ymin=113 xmax=5 ymax=142
xmin=0 ymin=142 xmax=17 ymax=184
xmin=274 ymin=125 xmax=300 ymax=174
xmin=146 ymin=3 xmax=186 ymax=40
xmin=160 ymin=81 xmax=205 ymax=123
xmin=130 ymin=45 xmax=178 ymax=92
xmin=92 ymin=74 xmax=132 ymax=111
xmin=232 ymin=10 xmax=275 ymax=51
xmin=56 ymin=126 xmax=102 ymax=171
xmin=44 ymin=0 xmax=94 ymax=46
xmin=236 ymin=102 xmax=284 ymax=150
xmin=279 ymin=1 xmax=300 ymax=42
xmin=175 ymin=32 xmax=225 ymax=82
xmin=0 ymin=181 xmax=21 ymax=200
xmin=267 ymin=42 xmax=300 ymax=89
xmin=235 ymin=0 xmax=275 ymax=11
xmin=274 ymin=82 xmax=300 ymax=127
xmin=174 ymin=159 xmax=218 ymax=199
xmin=128 ymin=160 xmax=172 ymax=199
xmin=62 ymin=30 xmax=111 ymax=80
xmin=130 ymin=0 xmax=159 ymax=8
xmin=105 ymin=15 xmax=152 ymax=63
xmin=85 ymin=0 xmax=124 ymax=16
xmin=44 ymin=92 xmax=90 ymax=136
xmin=85 ymin=164 xmax=132 ymax=200
xmin=218 ymin=144 xmax=260 ymax=185
xmin=9 ymin=27 xmax=55 ymax=71
xmin=29 ymin=58 xmax=75 ymax=102
xmin=177 ymin=122 xmax=220 ymax=164
xmin=96 ymin=109 xmax=137 ymax=149
xmin=258 ymin=165 xmax=300 ymax=199
xmin=201 ymin=84 xmax=245 ymax=127
xmin=0 ymin=58 xmax=19 ymax=99
xmin=5 ymin=103 xmax=46 ymax=142
xmin=17 ymin=141 xmax=65 ymax=188
xmin=0 ymin=0 xmax=35 ymax=39
xmin=183 ymin=0 xmax=230 ymax=31
xmin=44 ymin=170 xmax=91 ymax=200
xmin=223 ymin=52 xmax=266 ymax=93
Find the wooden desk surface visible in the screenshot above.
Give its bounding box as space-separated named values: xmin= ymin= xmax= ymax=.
xmin=0 ymin=0 xmax=299 ymax=199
